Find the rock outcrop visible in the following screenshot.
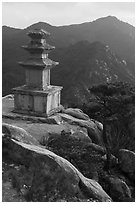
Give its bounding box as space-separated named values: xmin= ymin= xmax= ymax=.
xmin=2 ymin=123 xmax=38 ymax=145
xmin=2 ymin=133 xmax=112 ymax=202
xmin=118 ymin=149 xmax=135 ymax=180
xmin=62 ymin=108 xmax=90 ymax=120
xmin=104 ymin=176 xmax=131 ymax=201
xmin=2 ymin=95 xmax=135 ymax=202
xmin=58 ymin=113 xmax=103 ymax=145
xmin=39 ymin=126 xmax=92 ymax=146
xmin=83 ymin=143 xmax=106 ymax=155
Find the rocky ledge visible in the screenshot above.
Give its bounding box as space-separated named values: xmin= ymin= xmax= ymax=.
xmin=2 ymin=96 xmax=135 ymax=202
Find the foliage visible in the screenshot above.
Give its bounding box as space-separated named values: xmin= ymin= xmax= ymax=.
xmin=47 ymin=134 xmax=105 ymax=179
xmin=82 ymin=82 xmax=135 ymax=155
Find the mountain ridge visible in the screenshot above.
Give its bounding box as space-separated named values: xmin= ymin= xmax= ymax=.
xmin=49 ymin=40 xmax=134 ymax=105
xmin=3 ymin=16 xmax=135 ymax=30
xmin=2 ymin=16 xmax=135 ymax=104
xmin=3 ymin=15 xmax=135 ymax=61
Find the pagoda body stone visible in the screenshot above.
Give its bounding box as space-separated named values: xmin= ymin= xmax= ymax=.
xmin=12 ymin=29 xmax=63 ymax=117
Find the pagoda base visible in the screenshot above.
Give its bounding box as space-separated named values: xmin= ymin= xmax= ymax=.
xmin=12 ymin=85 xmax=63 ymax=117
xmin=12 ymin=105 xmax=63 ymax=117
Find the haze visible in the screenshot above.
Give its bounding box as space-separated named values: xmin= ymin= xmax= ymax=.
xmin=2 ymin=2 xmax=135 ymax=29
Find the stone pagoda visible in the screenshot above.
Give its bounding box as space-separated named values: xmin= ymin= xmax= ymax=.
xmin=12 ymin=29 xmax=63 ymax=117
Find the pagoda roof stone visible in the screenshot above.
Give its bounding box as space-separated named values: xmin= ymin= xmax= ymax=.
xmin=28 ymin=29 xmax=51 ymax=39
xmin=18 ymin=58 xmax=59 ymax=69
xmin=22 ymin=43 xmax=55 ymax=51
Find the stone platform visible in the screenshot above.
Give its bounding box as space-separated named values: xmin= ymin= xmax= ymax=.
xmin=12 ymin=85 xmax=63 ymax=117
xmin=2 ymin=95 xmax=63 ymax=124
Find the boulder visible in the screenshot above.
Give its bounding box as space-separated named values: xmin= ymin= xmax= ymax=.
xmin=66 ymin=126 xmax=92 ymax=143
xmin=70 ymin=131 xmax=91 ymax=142
xmin=93 ymin=120 xmax=103 ymax=132
xmin=2 ymin=136 xmax=112 ymax=202
xmin=2 ymin=123 xmax=38 ymax=145
xmin=39 ymin=126 xmax=91 ymax=146
xmin=118 ymin=149 xmax=135 ymax=179
xmin=59 ymin=113 xmax=103 ymax=146
xmin=39 ymin=115 xmax=63 ymax=125
xmin=62 ymin=108 xmax=90 ymax=120
xmin=83 ymin=143 xmax=106 ymax=155
xmin=105 ymin=176 xmax=131 ymax=201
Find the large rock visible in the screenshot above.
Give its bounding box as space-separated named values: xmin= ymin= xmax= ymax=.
xmin=83 ymin=143 xmax=106 ymax=155
xmin=2 ymin=135 xmax=111 ymax=202
xmin=2 ymin=123 xmax=38 ymax=145
xmin=104 ymin=176 xmax=131 ymax=201
xmin=60 ymin=126 xmax=92 ymax=143
xmin=70 ymin=127 xmax=92 ymax=142
xmin=59 ymin=113 xmax=103 ymax=145
xmin=39 ymin=114 xmax=63 ymax=125
xmin=39 ymin=126 xmax=91 ymax=146
xmin=118 ymin=149 xmax=135 ymax=180
xmin=62 ymin=108 xmax=90 ymax=121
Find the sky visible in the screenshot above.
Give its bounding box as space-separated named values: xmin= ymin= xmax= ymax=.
xmin=2 ymin=2 xmax=135 ymax=29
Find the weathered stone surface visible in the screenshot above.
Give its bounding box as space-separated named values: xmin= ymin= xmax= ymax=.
xmin=39 ymin=126 xmax=91 ymax=146
xmin=2 ymin=123 xmax=38 ymax=145
xmin=93 ymin=120 xmax=103 ymax=132
xmin=83 ymin=143 xmax=106 ymax=155
xmin=12 ymin=29 xmax=63 ymax=117
xmin=39 ymin=114 xmax=63 ymax=124
xmin=2 ymin=136 xmax=112 ymax=202
xmin=118 ymin=149 xmax=135 ymax=179
xmin=59 ymin=113 xmax=103 ymax=145
xmin=62 ymin=108 xmax=90 ymax=120
xmin=2 ymin=97 xmax=63 ymax=125
xmin=62 ymin=127 xmax=92 ymax=142
xmin=105 ymin=176 xmax=131 ymax=201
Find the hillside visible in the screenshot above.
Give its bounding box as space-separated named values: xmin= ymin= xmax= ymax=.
xmin=2 ymin=16 xmax=135 ymax=106
xmin=3 ymin=40 xmax=134 ymax=105
xmin=51 ymin=41 xmax=134 ymax=105
xmin=3 ymin=16 xmax=135 ymax=61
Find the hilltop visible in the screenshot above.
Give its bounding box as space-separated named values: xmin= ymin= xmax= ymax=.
xmin=2 ymin=94 xmax=135 ymax=201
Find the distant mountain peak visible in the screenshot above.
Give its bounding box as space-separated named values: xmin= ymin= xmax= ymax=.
xmin=93 ymin=15 xmax=121 ymax=24
xmin=36 ymin=21 xmax=52 ymax=26
xmin=93 ymin=15 xmax=134 ymax=28
xmin=25 ymin=21 xmax=52 ymax=30
xmin=105 ymin=15 xmax=119 ymax=20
